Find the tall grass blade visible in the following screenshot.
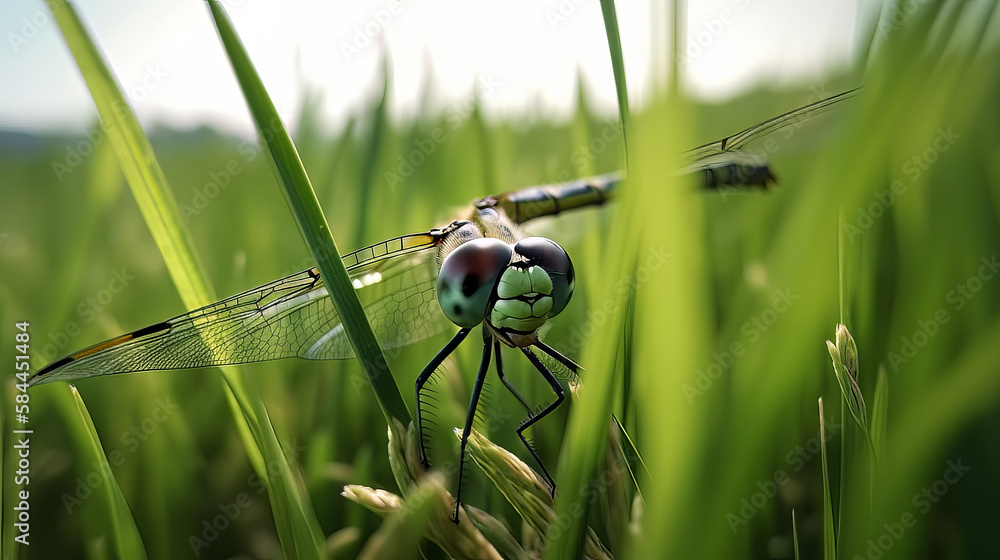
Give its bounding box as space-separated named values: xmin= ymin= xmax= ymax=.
xmin=792 ymin=509 xmax=800 ymax=560
xmin=819 ymin=398 xmax=836 ymax=560
xmin=870 ymin=366 xmax=888 ymax=464
xmin=208 ymin=2 xmax=410 ymax=428
xmin=540 ymin=87 xmax=664 ymax=555
xmin=599 ymin=0 xmax=631 ymax=158
xmin=60 ymin=386 xmax=147 ymax=559
xmin=355 ymin=56 xmax=390 ymax=246
xmin=45 ymin=1 xmax=325 ymax=557
xmin=670 ymin=1 xmax=683 ymax=94
xmin=625 ymin=89 xmax=705 ymax=558
xmin=42 ymin=0 xmax=211 ymax=306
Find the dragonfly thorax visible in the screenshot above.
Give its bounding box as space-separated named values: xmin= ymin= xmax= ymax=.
xmin=436 ymin=236 xmax=575 ymax=346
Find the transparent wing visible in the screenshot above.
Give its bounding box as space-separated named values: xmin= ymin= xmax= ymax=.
xmin=483 ymin=89 xmax=860 ymax=225
xmin=30 ymin=226 xmax=462 ymax=385
xmin=685 ymin=88 xmax=859 ymax=162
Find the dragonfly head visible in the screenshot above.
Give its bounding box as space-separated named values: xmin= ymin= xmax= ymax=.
xmin=436 ymin=236 xmax=575 ymax=347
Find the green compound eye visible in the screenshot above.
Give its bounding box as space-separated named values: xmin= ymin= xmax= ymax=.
xmin=513 ymin=237 xmax=575 ymax=316
xmin=436 ymin=238 xmax=513 ymax=327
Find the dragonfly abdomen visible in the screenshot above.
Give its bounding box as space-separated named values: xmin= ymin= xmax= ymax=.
xmin=481 ymin=161 xmax=773 ymax=225
xmin=481 ymin=172 xmax=620 ymax=224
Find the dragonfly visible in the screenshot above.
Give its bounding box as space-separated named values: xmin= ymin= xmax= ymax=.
xmin=29 ymin=89 xmax=856 ymax=522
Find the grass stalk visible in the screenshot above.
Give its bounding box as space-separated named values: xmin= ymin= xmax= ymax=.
xmin=599 ymin=0 xmax=631 ymax=159
xmin=207 ymin=2 xmax=410 ymax=428
xmin=819 ymin=398 xmax=836 ymax=560
xmin=45 ymin=1 xmax=326 ymax=556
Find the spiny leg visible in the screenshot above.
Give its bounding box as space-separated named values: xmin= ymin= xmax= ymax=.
xmin=494 ymin=338 xmax=532 ymax=413
xmin=517 ymin=346 xmax=567 ymax=497
xmin=415 ymin=327 xmax=471 ymax=467
xmin=536 ymin=342 xmax=641 ymax=497
xmin=533 ymin=340 xmax=582 ymax=375
xmin=452 ymin=337 xmax=493 ymax=523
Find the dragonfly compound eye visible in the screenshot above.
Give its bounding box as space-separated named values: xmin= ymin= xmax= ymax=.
xmin=513 ymin=237 xmax=575 ymax=316
xmin=437 ymin=238 xmax=514 ymax=327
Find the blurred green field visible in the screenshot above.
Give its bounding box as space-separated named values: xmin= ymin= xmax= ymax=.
xmin=3 ymin=1 xmax=1000 ymax=559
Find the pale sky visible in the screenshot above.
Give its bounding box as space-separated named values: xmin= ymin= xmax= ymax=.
xmin=1 ymin=0 xmax=864 ymax=136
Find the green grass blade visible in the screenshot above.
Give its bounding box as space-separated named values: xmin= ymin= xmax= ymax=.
xmin=870 ymin=365 xmax=888 ymax=463
xmin=599 ymin=0 xmax=630 ymax=158
xmin=45 ymin=2 xmax=325 ymax=557
xmin=41 ymin=0 xmax=267 ymax=476
xmin=42 ymin=0 xmax=211 ymax=308
xmin=837 ymin=398 xmax=845 ymax=553
xmin=59 ymin=386 xmax=147 ymax=559
xmin=208 ymin=1 xmax=410 ymax=427
xmin=868 ymin=365 xmax=888 ymax=515
xmin=629 ymin=95 xmax=707 ymax=560
xmin=819 ymin=398 xmax=836 ymax=560
xmin=542 ymin=7 xmax=650 ymax=557
xmin=571 ymin=73 xmax=597 ymax=178
xmin=792 ymin=509 xmax=801 ymax=560
xmin=355 ymin=56 xmax=390 ymax=246
xmin=670 ymin=1 xmax=683 ymax=93
xmin=542 ymin=174 xmax=639 ymax=558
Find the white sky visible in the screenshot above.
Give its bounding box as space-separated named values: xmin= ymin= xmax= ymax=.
xmin=1 ymin=0 xmax=864 ymax=136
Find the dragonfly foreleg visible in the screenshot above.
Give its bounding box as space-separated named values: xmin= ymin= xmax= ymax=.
xmin=517 ymin=346 xmax=568 ymax=498
xmin=452 ymin=338 xmax=493 ymax=523
xmin=533 ymin=340 xmax=582 ymax=375
xmin=416 ymin=327 xmax=471 ymax=468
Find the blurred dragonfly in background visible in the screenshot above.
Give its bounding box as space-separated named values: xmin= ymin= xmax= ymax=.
xmin=29 ymin=89 xmax=856 ymax=520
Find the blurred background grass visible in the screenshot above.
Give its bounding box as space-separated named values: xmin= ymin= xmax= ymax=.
xmin=3 ymin=1 xmax=1000 ymax=558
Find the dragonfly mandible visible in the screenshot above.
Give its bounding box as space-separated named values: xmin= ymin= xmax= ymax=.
xmin=28 ymin=89 xmax=856 ymax=521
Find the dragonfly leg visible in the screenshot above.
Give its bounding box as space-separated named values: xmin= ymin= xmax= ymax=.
xmin=517 ymin=346 xmax=567 ymax=498
xmin=493 ymin=338 xmax=532 ymax=413
xmin=452 ymin=338 xmax=493 ymax=523
xmin=532 ymin=340 xmax=582 ymax=375
xmin=416 ymin=327 xmax=471 ymax=468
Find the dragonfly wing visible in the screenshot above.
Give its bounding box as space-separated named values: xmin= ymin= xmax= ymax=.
xmin=300 ymin=249 xmax=449 ymax=359
xmin=685 ymin=88 xmax=859 ymax=162
xmin=30 ymin=229 xmax=454 ymax=385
